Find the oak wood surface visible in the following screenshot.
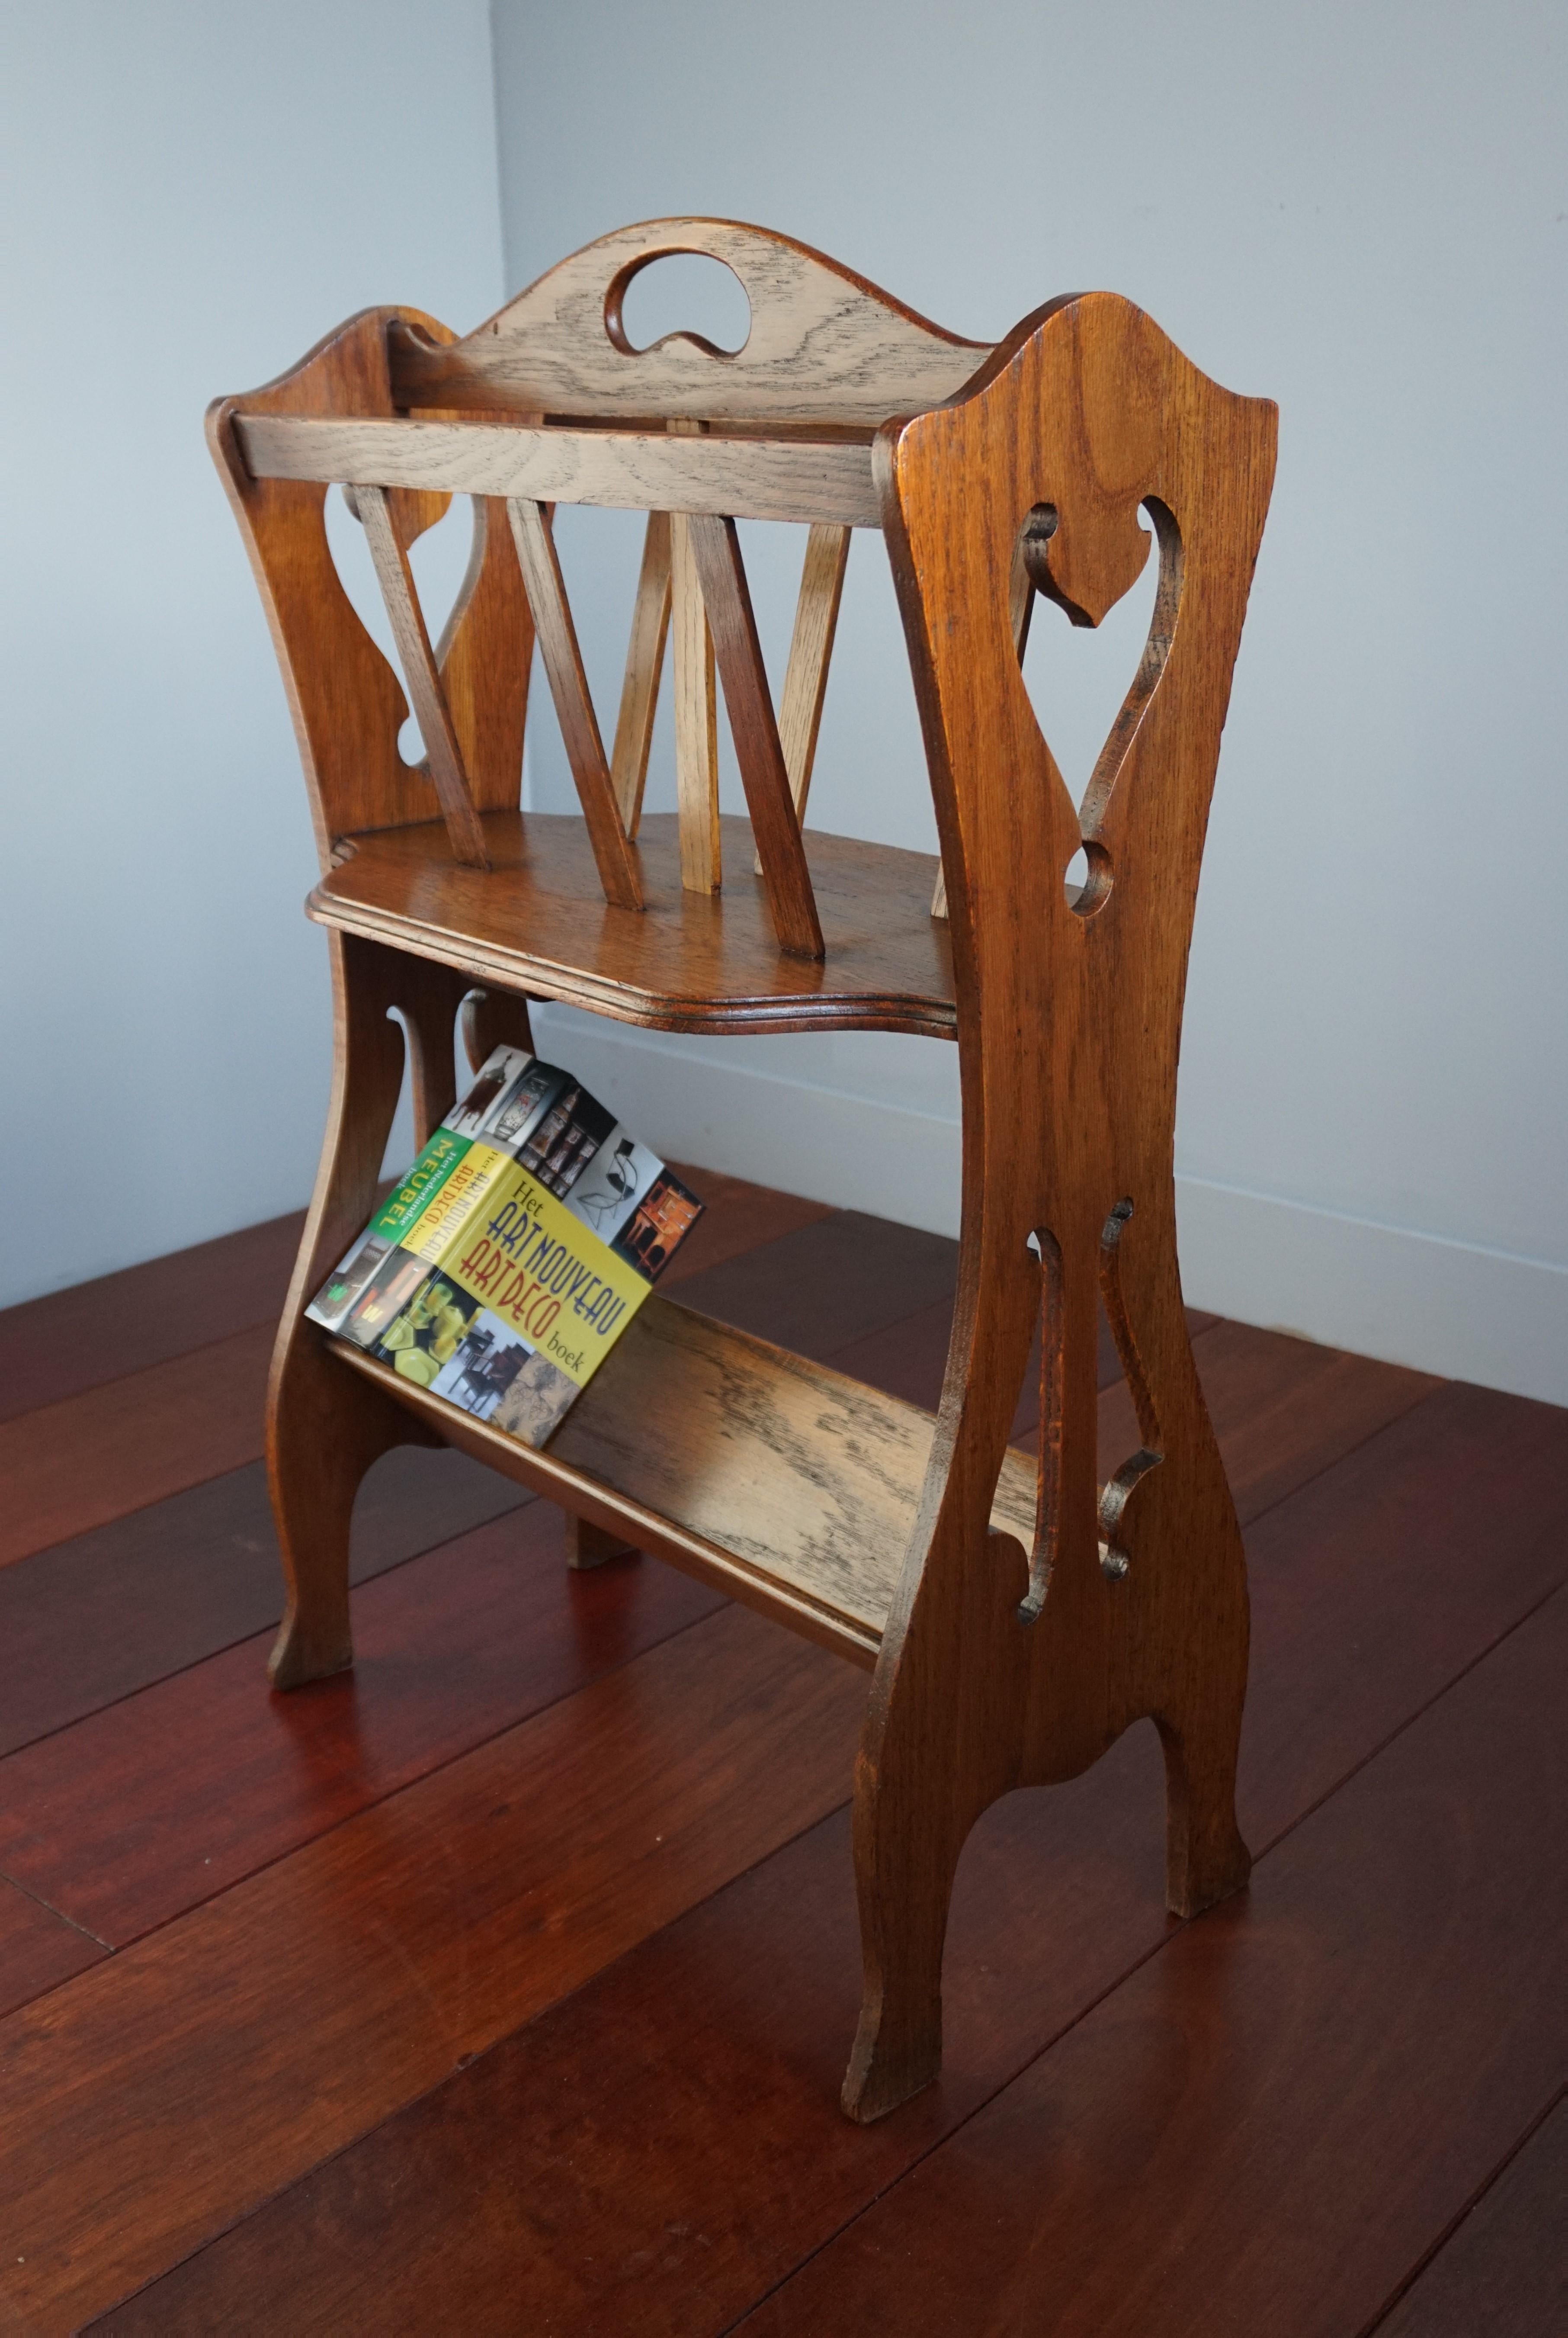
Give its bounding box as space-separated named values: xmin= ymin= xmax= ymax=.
xmin=609 ymin=509 xmax=672 ymax=832
xmin=0 ymin=1506 xmax=721 ymax=1949
xmin=0 ymin=1606 xmax=864 ymax=2334
xmin=311 ymin=812 xmax=955 ymax=1036
xmin=669 ymin=503 xmax=721 ymax=893
xmin=236 ymin=412 xmax=883 ymax=527
xmin=687 ymin=512 xmax=824 ymax=957
xmin=0 ymin=1207 xmax=303 ymax=1426
xmin=771 ymin=520 xmax=850 ymax=847
xmin=1376 ymin=2094 xmax=1568 ymax=2338
xmin=384 ymin=217 xmax=991 ymax=426
xmin=81 ymin=1368 xmax=1568 ymax=2338
xmin=358 ymin=482 xmax=490 ymax=867
xmin=330 ymin=1297 xmax=1039 ymax=1665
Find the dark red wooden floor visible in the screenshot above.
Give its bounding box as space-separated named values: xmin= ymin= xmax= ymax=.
xmin=0 ymin=1170 xmax=1562 ymax=2334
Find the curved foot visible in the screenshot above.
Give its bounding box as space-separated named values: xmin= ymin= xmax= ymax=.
xmin=1158 ymin=1699 xmax=1251 ymax=1918
xmin=841 ymin=1982 xmax=943 ymax=2124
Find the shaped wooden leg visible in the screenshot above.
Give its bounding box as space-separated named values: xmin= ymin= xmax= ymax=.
xmin=564 ymin=1513 xmax=639 ymax=1570
xmin=1157 ymin=1680 xmax=1252 ymax=1919
xmin=267 ymin=935 xmax=438 ymax=1689
xmin=841 ymin=1746 xmax=976 ymax=2123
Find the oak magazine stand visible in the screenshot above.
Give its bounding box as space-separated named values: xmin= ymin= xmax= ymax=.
xmin=210 ymin=219 xmax=1276 ymax=2123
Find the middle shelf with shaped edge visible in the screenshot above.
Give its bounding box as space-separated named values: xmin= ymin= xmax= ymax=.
xmin=330 ymin=1290 xmax=1037 ymax=1670
xmin=311 ymin=810 xmax=959 ymax=1038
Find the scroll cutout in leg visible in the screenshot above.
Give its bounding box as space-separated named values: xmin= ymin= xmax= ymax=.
xmin=1019 ymin=1226 xmax=1064 ymax=1624
xmin=1097 ymin=1199 xmax=1163 ymax=1580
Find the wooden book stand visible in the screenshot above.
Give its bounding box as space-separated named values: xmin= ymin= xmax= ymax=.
xmin=210 ymin=220 xmax=1276 ymax=2122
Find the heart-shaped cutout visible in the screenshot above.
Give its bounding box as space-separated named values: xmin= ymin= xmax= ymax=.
xmin=324 ymin=487 xmax=478 ymax=767
xmin=1016 ymin=500 xmax=1174 ymax=908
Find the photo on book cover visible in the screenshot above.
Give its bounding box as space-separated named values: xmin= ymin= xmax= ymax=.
xmin=563 ymin=1124 xmax=662 ymax=1243
xmin=428 ymin=1309 xmax=536 ymax=1422
xmin=489 ymin=1348 xmax=580 ymax=1448
xmin=446 ymin=1045 xmax=532 ymax=1137
xmin=610 ymin=1168 xmax=705 ymax=1283
xmin=513 ymin=1080 xmax=616 ymax=1198
xmin=482 ymin=1058 xmax=564 ymax=1153
xmin=375 ymin=1274 xmax=482 ymax=1388
xmin=339 ymin=1244 xmax=430 ymax=1350
xmin=307 ymin=1230 xmax=393 ymax=1333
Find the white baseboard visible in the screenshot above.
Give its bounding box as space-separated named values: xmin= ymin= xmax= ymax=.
xmin=538 ymin=1015 xmax=1568 ymax=1410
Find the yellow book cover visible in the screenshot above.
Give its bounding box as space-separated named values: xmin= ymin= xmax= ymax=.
xmin=373 ymin=1159 xmax=654 ymax=1446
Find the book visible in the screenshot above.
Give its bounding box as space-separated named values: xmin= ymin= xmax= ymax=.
xmin=307 ymin=1048 xmax=704 ymax=1450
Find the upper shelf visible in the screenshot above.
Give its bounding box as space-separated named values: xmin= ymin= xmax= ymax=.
xmin=312 ymin=811 xmax=958 ymax=1038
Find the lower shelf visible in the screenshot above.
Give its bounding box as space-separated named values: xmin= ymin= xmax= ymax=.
xmin=331 ymin=1294 xmax=1037 ymax=1669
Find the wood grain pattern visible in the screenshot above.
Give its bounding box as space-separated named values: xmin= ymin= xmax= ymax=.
xmin=0 ymin=1323 xmax=273 ymax=1569
xmin=687 ymin=512 xmax=824 ymax=956
xmin=357 ymin=482 xmax=490 ymax=867
xmin=0 ymin=1448 xmax=523 ymax=1762
xmin=385 ymin=217 xmax=991 ymax=426
xmin=312 ymin=812 xmax=955 ymax=1036
xmin=669 ymin=502 xmax=720 ymax=893
xmin=0 ymin=1880 xmax=103 ymax=2023
xmin=86 ymin=1373 xmax=1568 ymax=2338
xmin=209 ymin=308 xmax=531 ymax=868
xmin=236 ymin=412 xmax=882 ymax=527
xmin=0 ymin=1502 xmax=721 ymax=1949
xmin=330 ymin=1294 xmax=1039 ymax=1666
xmin=736 ymin=1590 xmax=1568 ymax=2338
xmin=0 ymin=1208 xmax=302 ymax=1427
xmin=505 ymin=497 xmax=643 ymax=909
xmin=755 ymin=520 xmax=850 ymax=881
xmin=1376 ymin=2094 xmax=1568 ymax=2338
xmin=609 ymin=509 xmax=671 ymax=832
xmin=0 ymin=1606 xmax=864 ymax=2335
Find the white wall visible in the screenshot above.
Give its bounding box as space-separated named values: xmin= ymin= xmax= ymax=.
xmin=491 ymin=0 xmax=1568 ymax=1402
xmin=1 ymin=0 xmax=503 ymax=1306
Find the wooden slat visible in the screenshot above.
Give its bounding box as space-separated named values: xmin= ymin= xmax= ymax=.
xmin=669 ymin=511 xmax=720 ymax=893
xmin=357 ymin=484 xmax=490 ymax=870
xmin=0 ymin=1448 xmax=523 ymax=1760
xmin=236 ymin=414 xmax=883 ymax=527
xmin=754 ymin=521 xmax=850 ymax=874
xmin=87 ymin=1381 xmax=1568 ymax=2337
xmin=608 ymin=510 xmax=671 ymax=833
xmin=1378 ymin=2094 xmax=1568 ymax=2338
xmin=313 ymin=812 xmax=956 ymax=1038
xmin=0 ymin=1208 xmax=302 ymax=1428
xmin=0 ymin=1503 xmax=721 ymax=1949
xmin=0 ymin=1606 xmax=866 ymax=2335
xmin=930 ymin=528 xmax=1035 ymax=918
xmin=331 ymin=1294 xmax=1038 ymax=1664
xmin=504 ymin=498 xmax=643 ymax=910
xmin=687 ymin=513 xmax=824 ymax=959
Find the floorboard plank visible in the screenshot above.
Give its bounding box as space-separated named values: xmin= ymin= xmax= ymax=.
xmin=0 ymin=1210 xmax=304 ymax=1427
xmin=731 ymin=1589 xmax=1568 ymax=2338
xmin=0 ymin=1605 xmax=864 ymax=2335
xmin=0 ymin=1325 xmax=275 ymax=1568
xmin=0 ymin=1513 xmax=724 ymax=1948
xmin=0 ymin=1448 xmax=525 ymax=1760
xmin=0 ymin=1878 xmax=105 ymax=2021
xmin=84 ymin=1378 xmax=1568 ymax=2336
xmin=658 ymin=1162 xmax=831 ymax=1287
xmin=1373 ymin=2094 xmax=1568 ymax=2338
xmin=669 ymin=1210 xmax=960 ymax=1362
